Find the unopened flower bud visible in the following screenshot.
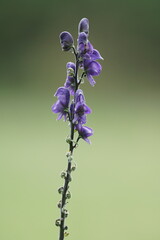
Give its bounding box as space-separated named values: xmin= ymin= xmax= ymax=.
xmin=66 ymin=191 xmax=71 ymax=199
xmin=78 ymin=18 xmax=89 ymax=36
xmin=57 ymin=201 xmax=62 ymax=208
xmin=59 ymin=31 xmax=74 ymax=51
xmin=66 ymin=152 xmax=71 ymax=158
xmin=58 ymin=187 xmax=64 ymax=194
xmin=61 ymin=171 xmax=66 ymax=179
xmin=71 ymin=166 xmax=76 ymax=171
xmin=55 ymin=219 xmax=61 ymax=227
xmin=64 ymin=226 xmax=68 ymax=230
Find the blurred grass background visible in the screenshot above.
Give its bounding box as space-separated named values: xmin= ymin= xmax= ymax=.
xmin=0 ymin=0 xmax=160 ymax=239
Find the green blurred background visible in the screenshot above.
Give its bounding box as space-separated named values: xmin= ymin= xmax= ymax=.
xmin=0 ymin=0 xmax=160 ymax=239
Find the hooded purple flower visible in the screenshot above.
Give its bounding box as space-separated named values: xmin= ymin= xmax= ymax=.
xmin=73 ymin=89 xmax=91 ymax=124
xmin=64 ymin=62 xmax=76 ymax=95
xmin=76 ymin=124 xmax=93 ymax=144
xmin=78 ymin=18 xmax=89 ymax=36
xmin=77 ymin=32 xmax=103 ymax=63
xmin=52 ymin=87 xmax=70 ymax=121
xmin=59 ymin=31 xmax=74 ymax=51
xmin=83 ymin=59 xmax=102 ymax=86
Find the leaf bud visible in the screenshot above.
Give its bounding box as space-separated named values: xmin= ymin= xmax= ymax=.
xmin=57 ymin=201 xmax=62 ymax=208
xmin=61 ymin=171 xmax=66 ymax=179
xmin=68 ymin=156 xmax=73 ymax=161
xmin=71 ymin=166 xmax=76 ymax=171
xmin=68 ymin=174 xmax=72 ymax=182
xmin=66 ymin=191 xmax=71 ymax=199
xmin=66 ymin=137 xmax=71 ymax=144
xmin=62 ymin=209 xmax=69 ymax=218
xmin=66 ymin=152 xmax=71 ymax=158
xmin=71 ymin=162 xmax=77 ymax=171
xmin=55 ymin=219 xmax=61 ymax=227
xmin=58 ymin=187 xmax=64 ymax=194
xmin=64 ymin=226 xmax=68 ymax=230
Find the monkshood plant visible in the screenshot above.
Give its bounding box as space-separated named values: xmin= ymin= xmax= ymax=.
xmin=52 ymin=18 xmax=103 ymax=240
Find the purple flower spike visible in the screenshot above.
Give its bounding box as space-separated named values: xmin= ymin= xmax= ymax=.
xmin=84 ymin=60 xmax=102 ymax=86
xmin=64 ymin=62 xmax=76 ymax=95
xmin=59 ymin=31 xmax=74 ymax=51
xmin=52 ymin=87 xmax=70 ymax=120
xmin=78 ymin=18 xmax=89 ymax=36
xmin=76 ymin=124 xmax=93 ymax=144
xmin=53 ymin=18 xmax=104 ymax=240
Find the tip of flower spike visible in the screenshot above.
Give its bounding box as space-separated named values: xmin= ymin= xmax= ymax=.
xmin=78 ymin=18 xmax=89 ymax=36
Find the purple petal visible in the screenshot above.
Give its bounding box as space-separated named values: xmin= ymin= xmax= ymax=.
xmin=87 ymin=61 xmax=102 ymax=76
xmin=78 ymin=18 xmax=89 ymax=36
xmin=82 ymin=126 xmax=93 ymax=138
xmin=87 ymin=74 xmax=96 ymax=86
xmin=83 ymin=137 xmax=91 ymax=144
xmin=51 ymin=100 xmax=68 ymax=121
xmin=64 ymin=76 xmax=75 ymax=87
xmin=90 ymin=49 xmax=103 ymax=60
xmin=64 ymin=76 xmax=75 ymax=95
xmin=75 ymin=89 xmax=85 ymax=103
xmin=76 ymin=124 xmax=93 ymax=143
xmin=84 ymin=104 xmax=92 ymax=114
xmin=59 ymin=31 xmax=74 ymax=51
xmin=70 ymin=103 xmax=74 ymax=116
xmin=51 ymin=101 xmax=64 ymax=113
xmin=73 ymin=114 xmax=79 ymax=124
xmin=80 ymin=115 xmax=87 ymax=124
xmin=57 ymin=112 xmax=64 ymax=120
xmin=78 ymin=32 xmax=88 ymax=44
xmin=87 ymin=41 xmax=93 ymax=53
xmin=83 ymin=59 xmax=92 ymax=68
xmin=78 ymin=43 xmax=86 ymax=53
xmin=54 ymin=87 xmax=70 ymax=107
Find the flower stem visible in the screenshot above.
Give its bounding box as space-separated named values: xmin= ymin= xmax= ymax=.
xmin=58 ymin=51 xmax=79 ymax=240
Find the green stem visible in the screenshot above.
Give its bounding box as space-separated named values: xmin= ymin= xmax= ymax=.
xmin=58 ymin=49 xmax=79 ymax=240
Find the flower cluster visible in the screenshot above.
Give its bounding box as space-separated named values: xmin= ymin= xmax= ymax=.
xmin=52 ymin=18 xmax=103 ymax=144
